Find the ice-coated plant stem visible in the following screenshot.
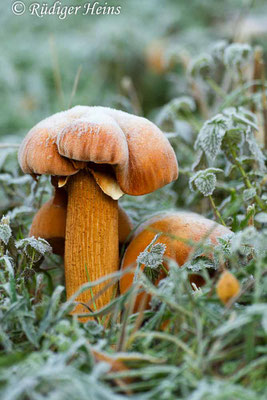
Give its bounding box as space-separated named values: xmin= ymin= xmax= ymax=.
xmin=208 ymin=195 xmax=227 ymax=227
xmin=229 ymin=146 xmax=266 ymax=211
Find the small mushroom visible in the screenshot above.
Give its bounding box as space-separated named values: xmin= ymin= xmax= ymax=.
xmin=146 ymin=40 xmax=168 ymax=74
xmin=120 ymin=211 xmax=231 ymax=310
xmin=216 ymin=271 xmax=240 ymax=305
xmin=30 ymin=188 xmax=67 ymax=257
xmin=30 ymin=198 xmax=133 ymax=256
xmin=19 ymin=106 xmax=178 ymax=314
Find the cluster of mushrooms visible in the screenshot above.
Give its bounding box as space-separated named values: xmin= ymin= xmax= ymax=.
xmin=19 ymin=106 xmax=230 ymax=318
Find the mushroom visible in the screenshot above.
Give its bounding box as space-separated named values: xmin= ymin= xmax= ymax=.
xmin=30 ymin=197 xmax=133 ymax=256
xmin=19 ymin=106 xmax=178 ymax=314
xmin=146 ymin=40 xmax=167 ymax=75
xmin=120 ymin=211 xmax=231 ymax=310
xmin=216 ymin=271 xmax=240 ymax=305
xmin=30 ymin=188 xmax=67 ymax=257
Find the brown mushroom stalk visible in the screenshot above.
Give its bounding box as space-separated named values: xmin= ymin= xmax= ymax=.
xmin=65 ymin=169 xmax=118 ymax=313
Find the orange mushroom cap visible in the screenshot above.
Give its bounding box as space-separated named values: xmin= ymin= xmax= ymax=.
xmin=120 ymin=211 xmax=231 ymax=310
xmin=18 ymin=106 xmax=178 ymax=197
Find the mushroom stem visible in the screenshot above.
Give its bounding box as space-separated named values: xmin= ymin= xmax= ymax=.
xmin=65 ymin=169 xmax=118 ymax=316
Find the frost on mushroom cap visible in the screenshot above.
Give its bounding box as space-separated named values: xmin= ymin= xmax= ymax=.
xmin=18 ymin=106 xmax=178 ymax=196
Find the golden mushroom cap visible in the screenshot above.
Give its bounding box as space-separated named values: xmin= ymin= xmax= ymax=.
xmin=18 ymin=106 xmax=178 ymax=196
xmin=120 ymin=211 xmax=231 ymax=310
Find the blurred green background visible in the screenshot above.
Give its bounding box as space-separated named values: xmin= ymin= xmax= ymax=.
xmin=1 ymin=0 xmax=267 ymax=141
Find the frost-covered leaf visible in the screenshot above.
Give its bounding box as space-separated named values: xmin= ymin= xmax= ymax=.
xmin=137 ymin=235 xmax=166 ymax=283
xmin=7 ymin=206 xmax=33 ymax=220
xmin=169 ymin=96 xmax=196 ymax=114
xmin=192 ymin=150 xmax=206 ymax=171
xmin=189 ymin=54 xmax=213 ymax=79
xmin=198 ymin=107 xmax=262 ymax=164
xmin=195 ymin=173 xmax=216 ymax=197
xmin=84 ymin=320 xmax=104 ymax=336
xmin=189 ymin=168 xmax=223 ymax=197
xmin=255 ymin=212 xmax=267 ymax=224
xmin=220 ymin=108 xmax=262 ymax=163
xmin=156 ymin=96 xmax=196 ymax=126
xmin=243 ymin=188 xmax=256 ymax=202
xmin=224 ymin=43 xmax=252 ymax=71
xmin=223 ymin=128 xmax=244 ymax=150
xmin=16 ymin=237 xmax=52 ymax=262
xmin=183 ymin=240 xmax=218 ymax=272
xmin=0 ymin=255 xmax=14 ymax=277
xmin=230 ymin=227 xmax=266 ymax=258
xmin=223 ymin=107 xmax=258 ymax=130
xmin=211 ymin=40 xmax=228 ymax=62
xmin=137 ymin=235 xmax=166 ymax=269
xmin=245 ymin=127 xmax=266 ymax=172
xmin=0 ymin=216 xmax=12 ymax=245
xmin=184 ymin=256 xmax=215 ymax=272
xmin=215 ymin=234 xmax=234 ymax=256
xmin=195 ymin=115 xmax=228 ymax=159
xmin=0 ymin=224 xmax=12 ymax=245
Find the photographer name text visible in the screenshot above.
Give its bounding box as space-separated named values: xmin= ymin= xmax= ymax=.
xmin=12 ymin=1 xmax=121 ymax=18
